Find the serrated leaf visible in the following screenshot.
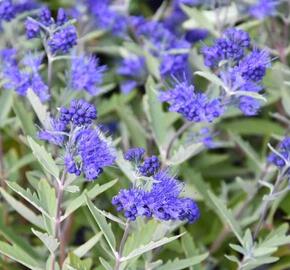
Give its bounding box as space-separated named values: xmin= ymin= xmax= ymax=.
xmin=6 ymin=181 xmax=51 ymax=219
xmin=85 ymin=196 xmax=116 ymax=253
xmin=121 ymin=233 xmax=184 ymax=262
xmin=32 ymin=229 xmax=59 ymax=254
xmin=0 ymin=187 xmax=45 ymax=229
xmin=0 ymin=241 xmax=43 ymax=270
xmin=156 ymin=253 xmax=208 ymax=270
xmin=64 ymin=179 xmax=118 ymax=219
xmin=27 ymin=136 xmax=59 ymax=180
xmin=208 ymin=190 xmax=243 ymax=244
xmin=73 ymin=232 xmax=102 ymax=258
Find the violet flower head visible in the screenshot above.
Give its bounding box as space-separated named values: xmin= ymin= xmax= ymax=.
xmin=59 ymin=99 xmax=97 ymax=126
xmin=0 ymin=0 xmax=14 ymax=21
xmin=249 ymin=0 xmax=279 ymax=19
xmin=160 ymin=53 xmax=188 ymax=78
xmin=185 ymin=28 xmax=209 ymax=43
xmin=268 ymin=137 xmax=290 ymax=170
xmin=138 ymin=156 xmax=160 ymax=177
xmin=160 ymin=81 xmax=224 ymax=122
xmin=48 ymin=25 xmax=77 ymax=54
xmin=70 ymin=55 xmax=106 ymax=95
xmin=112 ymin=170 xmax=200 ymax=223
xmin=117 ymin=56 xmax=146 ymax=93
xmin=124 ymin=147 xmax=145 ymax=163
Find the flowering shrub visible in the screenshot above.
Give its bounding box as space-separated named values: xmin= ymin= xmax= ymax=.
xmin=0 ymin=0 xmax=290 ymax=269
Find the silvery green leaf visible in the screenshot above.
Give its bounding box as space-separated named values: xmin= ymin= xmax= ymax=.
xmin=0 ymin=90 xmax=13 ymax=127
xmin=121 ymin=233 xmax=184 ymax=262
xmin=143 ymin=77 xmax=169 ymax=158
xmin=7 ymin=153 xmax=35 ymax=177
xmin=208 ymin=190 xmax=243 ymax=244
xmin=229 ymin=132 xmax=263 ymax=170
xmin=26 ymin=89 xmax=51 ymax=129
xmin=85 ymin=196 xmax=116 ymax=253
xmin=144 ymin=48 xmax=161 ymax=80
xmin=233 ymin=91 xmax=267 ymax=102
xmin=92 ymin=208 xmax=126 ymax=226
xmin=229 ymin=244 xmax=246 ymax=255
xmin=27 ymin=136 xmax=60 ymax=180
xmin=194 ymin=71 xmax=229 ymax=92
xmin=0 ymin=241 xmax=44 ymax=270
xmin=64 ymin=179 xmax=118 ymax=219
xmin=156 ymin=253 xmax=208 ymax=270
xmin=0 ymin=187 xmax=45 ymax=229
xmin=6 ymin=181 xmax=51 ymax=219
xmin=243 ymin=229 xmax=253 ymax=252
xmin=64 ymin=185 xmax=80 ymax=193
xmin=168 ymin=142 xmax=204 ymax=165
xmin=32 ymin=228 xmax=59 ymax=254
xmin=99 ymin=257 xmax=112 ymax=270
xmin=224 ymin=255 xmax=240 ymax=263
xmin=116 ymin=151 xmax=136 ymax=183
xmin=73 ymin=232 xmax=102 ymax=258
xmin=68 ymin=253 xmax=93 ymax=270
xmin=242 ymin=256 xmax=279 ymax=270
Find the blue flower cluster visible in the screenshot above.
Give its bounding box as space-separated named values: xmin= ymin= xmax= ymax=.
xmin=0 ymin=50 xmax=49 ymax=102
xmin=117 ymin=56 xmax=146 ymax=93
xmin=249 ymin=0 xmax=279 ymax=19
xmin=160 ymin=81 xmax=224 ymax=122
xmin=268 ymin=137 xmax=290 ymax=170
xmin=70 ymin=55 xmax=106 ymax=95
xmin=0 ymin=0 xmax=37 ymax=24
xmin=202 ymin=28 xmax=271 ymax=116
xmin=38 ymin=100 xmax=115 ymax=181
xmin=25 ymin=7 xmax=77 ymax=54
xmin=124 ymin=147 xmax=145 ymax=163
xmin=112 ymin=169 xmax=200 ymax=223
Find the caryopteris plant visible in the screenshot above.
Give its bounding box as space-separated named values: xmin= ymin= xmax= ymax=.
xmin=0 ymin=0 xmax=290 ymax=269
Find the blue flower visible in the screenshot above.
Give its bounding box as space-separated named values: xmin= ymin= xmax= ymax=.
xmin=59 ymin=99 xmax=97 ymax=126
xmin=185 ymin=28 xmax=209 ymax=43
xmin=138 ymin=156 xmax=160 ymax=177
xmin=25 ymin=18 xmax=40 ymax=39
xmin=124 ymin=147 xmax=145 ymax=163
xmin=0 ymin=0 xmax=14 ymax=21
xmin=39 ymin=7 xmax=53 ymax=26
xmin=112 ymin=170 xmax=200 ymax=223
xmin=70 ymin=55 xmax=106 ymax=95
xmin=160 ymin=53 xmax=188 ymax=78
xmin=117 ymin=56 xmax=146 ymax=93
xmin=268 ymin=137 xmax=290 ymax=169
xmin=160 ymin=81 xmax=224 ymax=122
xmin=249 ymin=0 xmax=279 ymax=19
xmin=56 ymin=8 xmax=68 ymax=26
xmin=48 ymin=25 xmax=77 ymax=54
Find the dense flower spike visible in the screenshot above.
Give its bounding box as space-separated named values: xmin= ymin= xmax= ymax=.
xmin=138 ymin=156 xmax=160 ymax=177
xmin=25 ymin=7 xmax=77 ymax=54
xmin=59 ymin=99 xmax=97 ymax=126
xmin=0 ymin=0 xmax=14 ymax=21
xmin=160 ymin=81 xmax=223 ymax=122
xmin=48 ymin=25 xmax=77 ymax=54
xmin=70 ymin=55 xmax=106 ymax=95
xmin=112 ymin=170 xmax=200 ymax=223
xmin=0 ymin=51 xmax=49 ymax=101
xmin=124 ymin=147 xmax=145 ymax=163
xmin=268 ymin=137 xmax=290 ymax=169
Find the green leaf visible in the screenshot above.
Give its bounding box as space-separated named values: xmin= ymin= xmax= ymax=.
xmin=121 ymin=233 xmax=184 ymax=262
xmin=64 ymin=179 xmax=118 ymax=219
xmin=233 ymin=91 xmax=267 ymax=102
xmin=32 ymin=228 xmax=59 ymax=254
xmin=85 ymin=196 xmax=116 ymax=253
xmin=0 ymin=90 xmax=13 ymax=127
xmin=228 ymin=132 xmax=263 ymax=170
xmin=26 ymin=89 xmax=50 ymax=129
xmin=27 ymin=136 xmax=60 ymax=180
xmin=68 ymin=253 xmax=92 ymax=270
xmin=156 ymin=253 xmax=209 ymax=270
xmin=0 ymin=241 xmax=43 ymax=270
xmin=73 ymin=232 xmax=102 ymax=258
xmin=143 ymin=77 xmax=169 ymax=157
xmin=99 ymin=257 xmax=112 ymax=270
xmin=144 ymin=48 xmax=161 ymax=80
xmin=6 ymin=153 xmax=35 ymax=177
xmin=6 ymin=181 xmax=51 ymax=219
xmin=0 ymin=187 xmax=45 ymax=229
xmin=195 ymin=71 xmax=228 ymax=91
xmin=13 ymin=97 xmax=37 ymax=136
xmin=208 ymin=190 xmax=243 ymax=244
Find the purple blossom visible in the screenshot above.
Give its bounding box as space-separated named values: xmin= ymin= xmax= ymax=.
xmin=160 ymin=53 xmax=188 ymax=78
xmin=70 ymin=55 xmax=106 ymax=95
xmin=0 ymin=0 xmax=14 ymax=21
xmin=160 ymin=81 xmax=224 ymax=122
xmin=268 ymin=137 xmax=290 ymax=170
xmin=138 ymin=156 xmax=160 ymax=177
xmin=124 ymin=147 xmax=145 ymax=163
xmin=185 ymin=28 xmax=209 ymax=43
xmin=25 ymin=18 xmax=40 ymax=39
xmin=56 ymin=8 xmax=68 ymax=26
xmin=39 ymin=7 xmax=52 ymax=26
xmin=249 ymin=0 xmax=279 ymax=19
xmin=59 ymin=99 xmax=97 ymax=126
xmin=48 ymin=25 xmax=77 ymax=54
xmin=112 ymin=170 xmax=200 ymax=223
